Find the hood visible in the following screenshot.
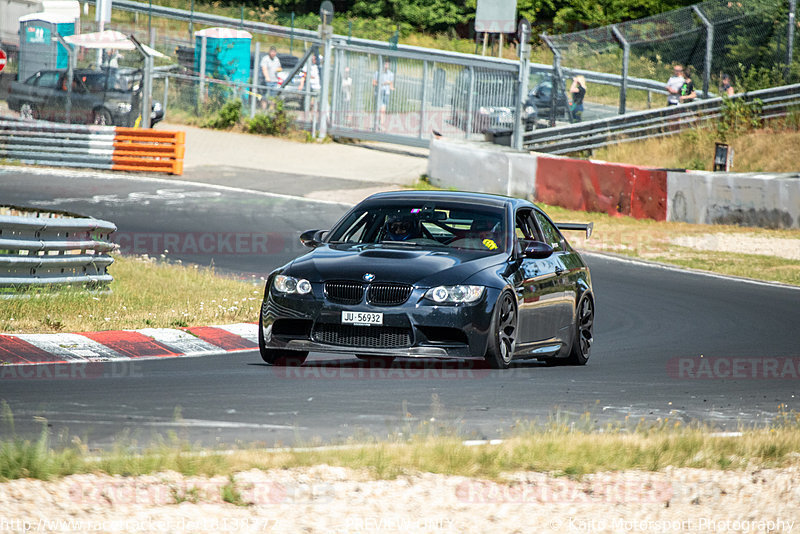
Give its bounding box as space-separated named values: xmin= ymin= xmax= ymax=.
xmin=284 ymin=243 xmax=507 ymax=288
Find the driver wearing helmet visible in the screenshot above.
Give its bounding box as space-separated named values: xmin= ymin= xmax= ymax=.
xmin=384 ymin=212 xmax=421 ymax=241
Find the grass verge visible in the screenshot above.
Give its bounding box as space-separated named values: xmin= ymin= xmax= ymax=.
xmin=2 ymin=404 xmax=800 ymax=482
xmin=592 ymin=127 xmax=800 ymax=173
xmin=0 ymin=255 xmax=262 ymax=334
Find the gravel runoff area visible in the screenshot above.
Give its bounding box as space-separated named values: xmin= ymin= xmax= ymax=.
xmin=1 ymin=465 xmax=798 ymax=533
xmin=672 ymin=234 xmax=800 ymax=261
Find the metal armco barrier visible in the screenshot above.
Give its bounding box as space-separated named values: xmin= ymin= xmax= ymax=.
xmin=0 ymin=117 xmax=185 ymax=175
xmin=0 ymin=207 xmax=116 ymax=291
xmin=523 ymin=83 xmax=800 ymax=154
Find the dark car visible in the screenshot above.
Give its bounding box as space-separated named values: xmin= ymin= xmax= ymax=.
xmin=523 ymin=79 xmax=570 ymax=124
xmin=8 ymin=67 xmax=164 ymax=127
xmin=449 ymin=68 xmax=518 ymax=134
xmin=259 ymin=191 xmax=595 ymax=369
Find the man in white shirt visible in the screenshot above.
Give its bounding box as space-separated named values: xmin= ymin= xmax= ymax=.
xmin=260 ymin=46 xmax=281 ymax=109
xmin=372 ymin=60 xmax=395 ymax=130
xmin=666 ymin=64 xmax=684 ymax=106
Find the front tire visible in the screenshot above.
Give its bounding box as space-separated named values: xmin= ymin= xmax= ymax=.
xmin=484 ymin=291 xmax=517 ymax=369
xmin=565 ymin=295 xmax=593 ymax=365
xmin=258 ymin=313 xmax=308 ymax=366
xmin=93 ymin=108 xmax=113 ymax=126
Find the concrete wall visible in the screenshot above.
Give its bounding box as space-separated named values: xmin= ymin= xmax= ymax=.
xmin=668 ymin=171 xmax=800 ymax=229
xmin=426 ymin=138 xmax=537 ymax=200
xmin=428 ymin=138 xmax=800 ymax=229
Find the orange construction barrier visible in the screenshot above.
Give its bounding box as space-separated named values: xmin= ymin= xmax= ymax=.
xmin=112 ymin=128 xmax=185 ymax=175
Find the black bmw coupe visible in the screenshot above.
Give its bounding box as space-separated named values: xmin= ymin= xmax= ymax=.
xmin=259 ymin=191 xmax=594 ymax=369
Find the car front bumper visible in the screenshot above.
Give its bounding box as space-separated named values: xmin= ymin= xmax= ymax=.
xmin=261 ymin=285 xmax=501 ymax=360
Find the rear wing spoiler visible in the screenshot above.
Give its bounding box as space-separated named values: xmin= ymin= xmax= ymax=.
xmin=556 ymin=222 xmax=593 ymax=239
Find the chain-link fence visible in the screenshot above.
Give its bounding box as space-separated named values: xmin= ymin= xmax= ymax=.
xmin=545 ymin=0 xmax=798 ymax=119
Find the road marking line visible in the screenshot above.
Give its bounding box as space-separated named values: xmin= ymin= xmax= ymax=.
xmin=0 ymin=165 xmax=352 ymax=206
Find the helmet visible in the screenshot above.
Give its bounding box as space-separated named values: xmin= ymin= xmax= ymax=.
xmin=384 ymin=212 xmax=420 ymax=241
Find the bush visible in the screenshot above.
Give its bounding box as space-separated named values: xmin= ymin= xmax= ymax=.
xmin=203 ymin=99 xmax=243 ymax=130
xmin=245 ymin=99 xmax=291 ymax=136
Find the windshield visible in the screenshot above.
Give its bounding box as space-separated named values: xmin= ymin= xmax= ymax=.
xmin=327 ymin=201 xmax=507 ymax=253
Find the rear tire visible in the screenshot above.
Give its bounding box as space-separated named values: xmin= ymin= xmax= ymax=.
xmin=565 ymin=295 xmax=593 ymax=365
xmin=20 ymin=102 xmax=37 ymax=120
xmin=258 ymin=313 xmax=308 ymax=366
xmin=483 ymin=291 xmax=517 ymax=369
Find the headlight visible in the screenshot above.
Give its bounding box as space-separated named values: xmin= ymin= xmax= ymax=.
xmin=425 ymin=285 xmax=485 ymax=304
xmin=153 ymin=101 xmax=163 ymax=112
xmin=273 ymin=275 xmax=312 ymax=295
xmin=524 ymin=105 xmax=535 ymax=116
xmin=478 ymin=106 xmax=490 ymax=115
xmin=116 ymin=102 xmax=132 ymax=113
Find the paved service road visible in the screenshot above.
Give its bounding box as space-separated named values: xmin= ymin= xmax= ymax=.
xmin=1 ymin=169 xmax=798 ymax=447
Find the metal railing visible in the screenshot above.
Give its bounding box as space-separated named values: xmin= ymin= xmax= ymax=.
xmin=522 ymin=83 xmax=800 ymax=154
xmin=0 ymin=207 xmax=116 ymax=291
xmin=0 ymin=117 xmax=185 ymax=174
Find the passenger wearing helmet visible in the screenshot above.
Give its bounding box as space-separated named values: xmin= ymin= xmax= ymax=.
xmin=384 ymin=212 xmax=421 ymax=241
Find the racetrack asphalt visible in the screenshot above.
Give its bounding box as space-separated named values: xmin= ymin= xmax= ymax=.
xmin=1 ymin=167 xmax=798 ymax=448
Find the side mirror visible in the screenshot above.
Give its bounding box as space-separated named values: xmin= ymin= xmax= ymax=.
xmin=299 ymin=229 xmax=325 ymax=248
xmin=523 ymin=241 xmax=553 ymax=259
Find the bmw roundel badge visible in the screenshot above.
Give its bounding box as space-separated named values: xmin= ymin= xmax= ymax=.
xmin=363 ymin=273 xmax=376 ymax=282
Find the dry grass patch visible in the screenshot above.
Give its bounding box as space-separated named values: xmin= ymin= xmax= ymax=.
xmin=594 ymin=128 xmax=800 ymax=173
xmin=3 ymin=410 xmax=800 ymax=482
xmin=0 ymin=255 xmax=262 ymax=334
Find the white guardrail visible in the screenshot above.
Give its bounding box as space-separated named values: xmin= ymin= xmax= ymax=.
xmin=0 ymin=207 xmax=117 ymax=292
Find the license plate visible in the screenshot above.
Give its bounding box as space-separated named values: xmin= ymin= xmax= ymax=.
xmin=342 ymin=311 xmax=383 ymax=326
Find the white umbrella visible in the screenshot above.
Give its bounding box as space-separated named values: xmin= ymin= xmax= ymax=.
xmin=64 ymin=30 xmax=167 ymax=58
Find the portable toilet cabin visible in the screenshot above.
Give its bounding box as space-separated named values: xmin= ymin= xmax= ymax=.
xmin=194 ymin=27 xmax=251 ymax=100
xmin=18 ymin=12 xmax=76 ymax=82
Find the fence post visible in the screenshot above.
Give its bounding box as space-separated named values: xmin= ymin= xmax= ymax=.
xmin=374 ymin=54 xmax=384 ymax=131
xmin=611 ymin=25 xmax=629 ymax=115
xmin=251 ymin=41 xmax=259 ymax=118
xmin=465 ymin=65 xmax=475 ymax=138
xmin=693 ymin=6 xmax=713 ymax=98
xmin=788 ymin=0 xmax=797 ymax=77
xmin=199 ymin=34 xmax=207 ymax=107
xmin=318 ymin=1 xmax=334 ymax=140
xmin=54 ymin=34 xmax=74 ymax=125
xmin=330 ymin=45 xmax=342 ymax=132
xmin=419 ymin=60 xmax=428 ymax=139
xmin=513 ymin=19 xmax=531 ymax=151
xmin=541 ymin=33 xmax=562 ymax=127
xmin=163 ymin=75 xmax=169 ymax=118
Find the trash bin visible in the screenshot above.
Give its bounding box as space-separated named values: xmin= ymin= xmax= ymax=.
xmin=484 ymin=127 xmax=512 ymax=146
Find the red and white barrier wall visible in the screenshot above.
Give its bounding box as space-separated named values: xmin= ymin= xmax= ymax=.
xmin=427 ymin=139 xmax=799 ymax=229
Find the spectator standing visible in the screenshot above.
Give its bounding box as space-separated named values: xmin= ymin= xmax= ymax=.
xmin=666 ymin=64 xmax=684 ymax=106
xmin=372 ymin=60 xmax=394 ymax=130
xmin=569 ymin=75 xmax=587 ymax=122
xmin=679 ymin=68 xmax=697 ymax=104
xmin=720 ymin=74 xmax=735 ymax=96
xmin=340 ymin=66 xmax=353 ymax=125
xmin=299 ymin=54 xmax=322 ymax=120
xmin=260 ymin=46 xmax=281 ymax=109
